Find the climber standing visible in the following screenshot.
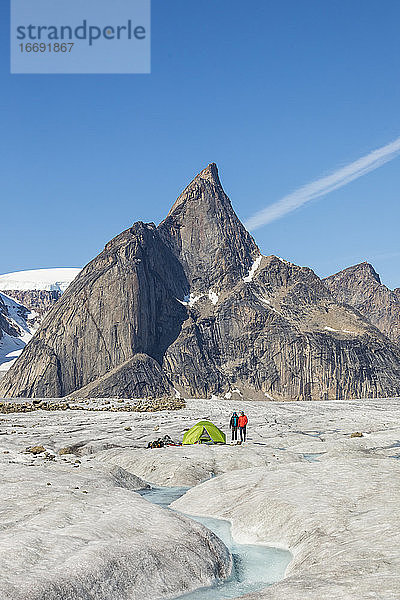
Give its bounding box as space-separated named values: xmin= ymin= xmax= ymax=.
xmin=238 ymin=411 xmax=248 ymax=442
xmin=229 ymin=411 xmax=239 ymax=442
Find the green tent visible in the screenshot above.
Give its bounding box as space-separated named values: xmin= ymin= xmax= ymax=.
xmin=183 ymin=420 xmax=226 ymax=445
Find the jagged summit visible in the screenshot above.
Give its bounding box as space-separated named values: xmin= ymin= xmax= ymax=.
xmin=354 ymin=261 xmax=382 ymax=284
xmin=324 ymin=262 xmax=400 ymax=347
xmin=165 ymin=163 xmax=223 ymax=216
xmin=193 ymin=162 xmax=221 ymax=185
xmin=360 ymin=261 xmax=382 ymax=283
xmin=158 ymin=163 xmax=260 ymax=291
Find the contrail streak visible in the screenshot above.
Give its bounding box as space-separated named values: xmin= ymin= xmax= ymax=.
xmin=245 ymin=136 xmax=400 ymax=231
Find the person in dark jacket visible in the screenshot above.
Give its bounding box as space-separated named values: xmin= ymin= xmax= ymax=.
xmin=238 ymin=411 xmax=248 ymax=442
xmin=229 ymin=411 xmax=239 ymax=441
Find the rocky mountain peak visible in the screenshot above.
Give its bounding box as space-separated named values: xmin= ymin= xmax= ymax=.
xmin=355 ymin=261 xmax=381 ymax=284
xmin=195 ymin=162 xmax=221 ymax=184
xmin=325 ymin=262 xmax=382 ymax=287
xmin=158 ymin=163 xmax=260 ymax=291
xmin=324 ymin=262 xmax=400 ymax=347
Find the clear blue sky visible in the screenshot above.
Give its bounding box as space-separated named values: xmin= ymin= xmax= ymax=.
xmin=1 ymin=0 xmax=399 ymax=288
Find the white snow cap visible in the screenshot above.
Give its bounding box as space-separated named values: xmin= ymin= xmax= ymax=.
xmin=0 ymin=268 xmax=81 ymax=292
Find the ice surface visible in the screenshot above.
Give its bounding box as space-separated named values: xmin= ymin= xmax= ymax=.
xmin=140 ymin=486 xmax=291 ymax=600
xmin=0 ymin=443 xmax=230 ymax=599
xmin=97 ymin=443 xmax=303 ymax=487
xmin=0 ymin=398 xmax=400 ymax=599
xmin=0 ymin=268 xmax=81 ymax=292
xmin=97 ymin=397 xmax=400 ymax=599
xmin=175 ymin=516 xmax=290 ymax=600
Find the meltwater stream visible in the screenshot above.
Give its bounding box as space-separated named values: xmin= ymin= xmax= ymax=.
xmin=138 ymin=486 xmax=291 ymax=600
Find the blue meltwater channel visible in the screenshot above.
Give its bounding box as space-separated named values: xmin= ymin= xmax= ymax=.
xmin=138 ymin=486 xmax=292 ymax=600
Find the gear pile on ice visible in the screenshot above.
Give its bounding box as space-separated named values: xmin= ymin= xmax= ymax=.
xmin=147 ymin=435 xmax=181 ymax=449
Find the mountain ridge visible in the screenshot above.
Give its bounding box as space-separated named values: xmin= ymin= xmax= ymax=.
xmin=1 ymin=165 xmax=400 ymax=400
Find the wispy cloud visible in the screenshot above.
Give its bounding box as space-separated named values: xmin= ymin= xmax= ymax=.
xmin=245 ymin=136 xmax=400 ymax=231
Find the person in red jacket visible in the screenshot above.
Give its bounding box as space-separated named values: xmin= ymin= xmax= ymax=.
xmin=238 ymin=411 xmax=248 ymax=442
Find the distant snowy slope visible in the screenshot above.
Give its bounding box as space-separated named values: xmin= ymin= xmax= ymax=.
xmin=0 ymin=268 xmax=81 ymax=376
xmin=0 ymin=293 xmax=37 ymax=374
xmin=0 ymin=268 xmax=81 ymax=292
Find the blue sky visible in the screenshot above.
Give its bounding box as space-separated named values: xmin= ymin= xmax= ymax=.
xmin=1 ymin=0 xmax=399 ymax=288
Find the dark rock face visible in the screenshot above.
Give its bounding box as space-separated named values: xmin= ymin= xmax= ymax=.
xmin=2 ymin=165 xmax=400 ymax=400
xmin=324 ymin=263 xmax=400 ymax=348
xmin=68 ymin=354 xmax=172 ymax=399
xmin=163 ymin=255 xmax=400 ymax=400
xmin=0 ymin=222 xmax=188 ymax=398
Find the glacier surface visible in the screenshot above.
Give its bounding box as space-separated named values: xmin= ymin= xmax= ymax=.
xmin=0 ymin=397 xmax=399 ymax=599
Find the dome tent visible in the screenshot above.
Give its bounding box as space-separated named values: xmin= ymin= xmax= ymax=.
xmin=182 ymin=420 xmax=226 ymax=445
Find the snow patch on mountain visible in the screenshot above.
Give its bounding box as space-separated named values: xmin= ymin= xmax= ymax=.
xmin=208 ymin=290 xmax=219 ymax=305
xmin=324 ymin=326 xmax=357 ymax=335
xmin=0 ymin=268 xmax=81 ymax=292
xmin=179 ymin=293 xmax=204 ymax=307
xmin=243 ymin=255 xmax=262 ymax=283
xmin=178 ymin=290 xmax=219 ymax=307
